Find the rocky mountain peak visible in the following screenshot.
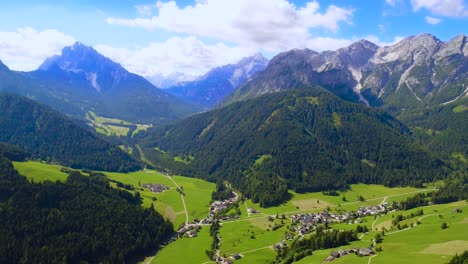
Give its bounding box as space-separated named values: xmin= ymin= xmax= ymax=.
xmin=373 ymin=33 xmax=442 ymax=63
xmin=435 ymin=34 xmax=467 ymax=59
xmin=37 ymin=42 xmax=129 ymax=93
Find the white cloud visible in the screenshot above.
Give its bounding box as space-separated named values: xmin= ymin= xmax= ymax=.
xmin=96 ymin=34 xmax=404 ymax=78
xmin=107 ymin=0 xmax=353 ymax=52
xmin=95 ymin=36 xmax=256 ymax=76
xmin=425 ymin=16 xmax=442 ymax=24
xmin=0 ymin=27 xmax=75 ymax=71
xmin=411 ymin=0 xmax=468 ymax=17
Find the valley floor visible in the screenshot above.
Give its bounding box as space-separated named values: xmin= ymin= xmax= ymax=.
xmin=13 ymin=161 xmax=467 ymax=264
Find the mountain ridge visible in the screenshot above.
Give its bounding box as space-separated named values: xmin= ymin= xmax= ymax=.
xmin=226 ymin=33 xmax=468 ymax=112
xmin=138 ymin=87 xmax=446 ymax=206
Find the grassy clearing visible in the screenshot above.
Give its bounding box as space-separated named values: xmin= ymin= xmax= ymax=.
xmin=173 ymin=176 xmax=215 ymax=221
xmin=13 ymin=161 xmax=69 ymax=182
xmin=219 ymin=217 xmax=289 ymax=256
xmin=152 ymin=227 xmax=212 ymax=264
xmin=132 ymin=124 xmax=152 ymax=137
xmin=420 ymin=240 xmax=468 ymax=255
xmin=86 ymin=111 xmax=151 ymax=137
xmin=453 ymin=105 xmax=468 ymax=113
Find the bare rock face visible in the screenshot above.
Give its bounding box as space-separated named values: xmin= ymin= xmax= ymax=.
xmin=228 ymin=33 xmax=468 ymax=113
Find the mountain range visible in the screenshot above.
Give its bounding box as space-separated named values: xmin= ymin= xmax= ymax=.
xmin=0 ymin=42 xmax=198 ymax=124
xmin=165 ymin=53 xmax=268 ymax=108
xmin=0 ymin=33 xmax=466 ymax=202
xmin=227 ymin=34 xmax=468 ymax=114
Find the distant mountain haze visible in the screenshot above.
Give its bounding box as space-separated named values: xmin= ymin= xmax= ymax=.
xmin=165 ymin=53 xmax=269 ymax=109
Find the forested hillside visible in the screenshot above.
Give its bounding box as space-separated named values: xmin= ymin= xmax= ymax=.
xmin=0 ymin=153 xmax=173 ymax=263
xmin=399 ymin=97 xmax=468 ymax=161
xmin=139 ymin=87 xmax=446 ymax=206
xmin=0 ymin=94 xmax=142 ymax=172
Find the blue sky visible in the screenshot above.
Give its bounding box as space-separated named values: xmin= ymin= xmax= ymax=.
xmin=0 ymin=0 xmax=466 ymax=77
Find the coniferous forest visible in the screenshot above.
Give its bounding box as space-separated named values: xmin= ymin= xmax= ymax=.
xmin=138 ymin=88 xmax=447 ymax=206
xmin=0 ymin=94 xmax=142 ymax=172
xmin=0 ymin=152 xmax=173 ymax=263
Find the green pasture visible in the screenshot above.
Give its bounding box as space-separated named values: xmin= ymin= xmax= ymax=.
xmin=152 ymin=227 xmax=212 ymax=264
xmin=13 ymin=161 xmax=69 ymax=182
xmin=173 ymin=175 xmax=215 ymax=221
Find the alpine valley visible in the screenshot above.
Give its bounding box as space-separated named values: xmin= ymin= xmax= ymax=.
xmin=0 ymin=33 xmax=467 ymax=264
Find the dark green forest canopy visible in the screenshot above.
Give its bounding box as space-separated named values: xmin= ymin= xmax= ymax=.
xmin=139 ymin=87 xmax=447 ymax=207
xmin=0 ymin=94 xmax=142 ymax=172
xmin=0 ymin=153 xmax=173 ymax=263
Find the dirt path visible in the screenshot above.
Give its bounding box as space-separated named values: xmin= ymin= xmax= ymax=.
xmin=165 ymin=174 xmax=189 ymax=225
xmin=368 ymin=254 xmax=378 ymax=264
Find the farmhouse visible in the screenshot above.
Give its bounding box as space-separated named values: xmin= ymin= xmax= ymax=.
xmin=142 ymin=183 xmax=169 ymax=193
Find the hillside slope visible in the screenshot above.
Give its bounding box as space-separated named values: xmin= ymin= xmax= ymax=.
xmin=0 ymin=94 xmax=141 ymax=172
xmin=139 ymin=88 xmax=445 ymax=206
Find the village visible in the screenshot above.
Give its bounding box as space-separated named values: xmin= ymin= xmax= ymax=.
xmin=291 ymin=203 xmax=389 ymax=236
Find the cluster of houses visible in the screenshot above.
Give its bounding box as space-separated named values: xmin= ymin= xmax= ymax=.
xmin=177 ymin=225 xmax=201 ymax=238
xmin=206 ymin=192 xmax=239 ymax=220
xmin=142 ymin=183 xmax=169 ymax=193
xmin=324 ymin=247 xmax=375 ymax=262
xmin=292 ymin=203 xmax=389 ymax=236
xmin=213 ymin=253 xmax=242 ymax=264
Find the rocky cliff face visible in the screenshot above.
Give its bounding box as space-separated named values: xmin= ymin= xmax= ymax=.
xmin=228 ymin=34 xmax=468 ymax=113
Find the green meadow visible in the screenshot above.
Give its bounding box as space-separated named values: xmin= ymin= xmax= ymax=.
xmin=13 ymin=161 xmax=69 ymax=182
xmin=86 ymin=111 xmax=152 ymax=137
xmin=151 ymin=227 xmax=212 ymax=264
xmin=11 ymin=161 xmax=465 ymax=264
xmin=243 ymin=184 xmax=431 ymax=216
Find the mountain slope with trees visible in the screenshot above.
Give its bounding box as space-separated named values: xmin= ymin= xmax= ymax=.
xmin=0 ymin=94 xmax=141 ymax=172
xmin=139 ymin=87 xmax=446 ymax=206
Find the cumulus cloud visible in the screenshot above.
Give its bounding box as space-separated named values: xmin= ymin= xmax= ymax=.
xmin=425 ymin=16 xmax=442 ymax=24
xmin=107 ymin=0 xmax=354 ymax=52
xmin=0 ymin=27 xmax=75 ymax=71
xmin=411 ymin=0 xmax=468 ymax=17
xmin=95 ymin=36 xmax=256 ymax=76
xmin=95 ymin=34 xmax=404 ymax=78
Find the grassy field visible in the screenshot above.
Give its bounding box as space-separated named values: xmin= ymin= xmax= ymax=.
xmin=151 ymin=227 xmax=212 ymax=264
xmin=86 ymin=111 xmax=151 ymax=137
xmin=13 ymin=161 xmax=69 ymax=182
xmin=243 ymin=184 xmax=431 ymax=216
xmin=219 ymin=216 xmax=290 ymax=257
xmin=173 ymin=176 xmax=215 ymax=222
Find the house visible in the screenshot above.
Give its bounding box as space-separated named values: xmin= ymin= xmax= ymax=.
xmin=358 ymin=247 xmax=374 ymax=256
xmin=338 ymin=249 xmax=347 ymax=257
xmin=324 ymin=256 xmax=335 ymax=262
xmin=330 ymin=251 xmax=340 ymax=258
